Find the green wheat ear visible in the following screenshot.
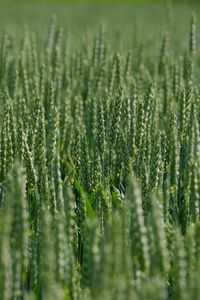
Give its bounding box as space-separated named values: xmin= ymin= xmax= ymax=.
xmin=189 ymin=13 xmax=197 ymax=59
xmin=0 ymin=187 xmax=12 ymax=300
xmin=5 ymin=163 xmax=29 ymax=299
xmin=127 ymin=172 xmax=150 ymax=274
xmin=149 ymin=193 xmax=169 ymax=276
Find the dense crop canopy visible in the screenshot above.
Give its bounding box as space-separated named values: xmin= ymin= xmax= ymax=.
xmin=0 ymin=8 xmax=199 ymax=300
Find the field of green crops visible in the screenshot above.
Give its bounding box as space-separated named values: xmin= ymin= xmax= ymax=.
xmin=0 ymin=2 xmax=200 ymax=300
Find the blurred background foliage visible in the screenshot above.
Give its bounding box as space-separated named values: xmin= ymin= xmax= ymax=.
xmin=0 ymin=0 xmax=198 ymax=52
xmin=0 ymin=0 xmax=199 ymax=3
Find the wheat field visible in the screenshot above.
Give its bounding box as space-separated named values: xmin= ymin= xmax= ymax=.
xmin=0 ymin=2 xmax=200 ymax=300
